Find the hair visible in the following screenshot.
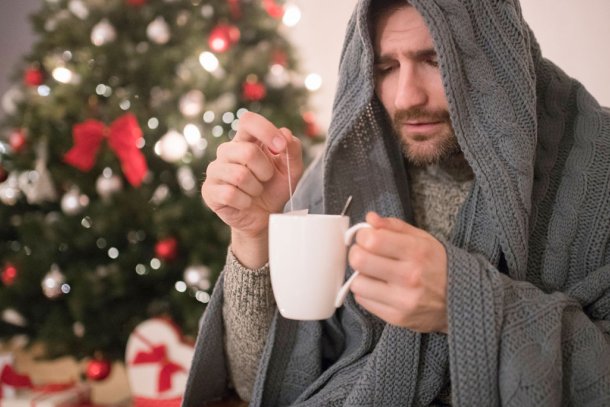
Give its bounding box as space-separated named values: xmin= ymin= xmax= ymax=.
xmin=368 ymin=0 xmax=411 ymax=39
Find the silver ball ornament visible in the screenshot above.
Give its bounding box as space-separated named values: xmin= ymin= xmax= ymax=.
xmin=179 ymin=90 xmax=205 ymax=117
xmin=61 ymin=187 xmax=89 ymax=215
xmin=91 ymin=19 xmax=117 ymax=46
xmin=68 ymin=0 xmax=89 ymax=19
xmin=146 ymin=17 xmax=171 ymax=45
xmin=42 ymin=264 xmax=69 ymax=299
xmin=96 ymin=171 xmax=123 ymax=199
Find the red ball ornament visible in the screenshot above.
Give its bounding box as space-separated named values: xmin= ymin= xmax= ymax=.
xmin=126 ymin=0 xmax=147 ymax=5
xmin=23 ymin=67 xmax=44 ymax=87
xmin=263 ymin=0 xmax=284 ymax=19
xmin=155 ymin=237 xmax=179 ymax=261
xmin=9 ymin=130 xmax=27 ymax=153
xmin=242 ymin=76 xmax=267 ymax=102
xmin=86 ymin=358 xmax=112 ymax=381
xmin=1 ymin=264 xmax=18 ymax=286
xmin=208 ymin=24 xmax=240 ymax=53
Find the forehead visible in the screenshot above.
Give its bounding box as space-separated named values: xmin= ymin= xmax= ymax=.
xmin=373 ymin=6 xmax=435 ymax=53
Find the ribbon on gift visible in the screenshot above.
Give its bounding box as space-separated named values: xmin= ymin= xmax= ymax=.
xmin=26 ymin=382 xmax=87 ymax=407
xmin=63 ymin=113 xmax=148 ymax=187
xmin=133 ymin=396 xmax=182 ymax=407
xmin=130 ymin=333 xmax=185 ymax=394
xmin=0 ymin=365 xmax=32 ymax=398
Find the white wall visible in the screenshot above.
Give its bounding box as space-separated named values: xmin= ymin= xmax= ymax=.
xmin=288 ymin=0 xmax=610 ymax=132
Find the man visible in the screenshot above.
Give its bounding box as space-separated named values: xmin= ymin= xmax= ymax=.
xmin=184 ymin=0 xmax=610 ymax=405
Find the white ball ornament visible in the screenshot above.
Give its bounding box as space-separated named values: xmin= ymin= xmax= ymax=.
xmin=146 ymin=17 xmax=171 ymax=45
xmin=41 ymin=264 xmax=68 ymax=299
xmin=2 ymin=86 xmax=24 ymax=115
xmin=0 ymin=173 xmax=21 ymax=206
xmin=96 ymin=171 xmax=123 ymax=199
xmin=68 ymin=0 xmax=89 ymax=20
xmin=61 ymin=187 xmax=89 ymax=215
xmin=91 ymin=19 xmax=117 ymax=46
xmin=179 ymin=90 xmax=205 ymax=117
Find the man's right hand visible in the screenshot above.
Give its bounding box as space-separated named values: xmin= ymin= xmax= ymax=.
xmin=201 ymin=112 xmax=303 ymax=268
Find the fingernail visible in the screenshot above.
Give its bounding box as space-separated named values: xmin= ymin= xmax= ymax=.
xmin=272 ymin=136 xmax=286 ymax=152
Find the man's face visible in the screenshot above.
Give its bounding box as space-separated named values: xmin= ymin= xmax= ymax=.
xmin=373 ymin=6 xmax=460 ymax=166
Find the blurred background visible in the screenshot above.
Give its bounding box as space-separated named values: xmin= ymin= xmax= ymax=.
xmin=0 ymin=1 xmax=607 ymax=406
xmin=2 ymin=0 xmax=609 ymax=129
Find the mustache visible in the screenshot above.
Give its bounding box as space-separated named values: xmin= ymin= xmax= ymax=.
xmin=393 ymin=108 xmax=451 ymax=124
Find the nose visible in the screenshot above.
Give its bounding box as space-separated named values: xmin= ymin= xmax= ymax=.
xmin=394 ymin=66 xmax=427 ymax=111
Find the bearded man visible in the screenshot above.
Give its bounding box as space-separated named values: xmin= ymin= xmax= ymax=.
xmin=184 ymin=0 xmax=610 ymax=405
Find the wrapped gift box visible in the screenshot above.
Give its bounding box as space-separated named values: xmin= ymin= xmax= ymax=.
xmin=1 ymin=353 xmax=32 ymax=400
xmin=0 ymin=383 xmax=90 ymax=407
xmin=125 ymin=318 xmax=194 ymax=406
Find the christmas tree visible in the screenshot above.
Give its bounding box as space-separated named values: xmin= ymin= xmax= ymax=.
xmin=0 ymin=0 xmax=320 ymax=362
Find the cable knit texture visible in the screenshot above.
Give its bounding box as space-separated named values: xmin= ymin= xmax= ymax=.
xmin=183 ymin=0 xmax=610 ymax=405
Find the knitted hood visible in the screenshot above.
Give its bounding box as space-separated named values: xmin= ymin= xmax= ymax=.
xmin=182 ymin=0 xmax=610 ymax=405
xmin=323 ymin=0 xmax=540 ymax=279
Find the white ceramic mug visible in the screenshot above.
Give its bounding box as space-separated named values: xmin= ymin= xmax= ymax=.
xmin=268 ymin=213 xmax=371 ymax=320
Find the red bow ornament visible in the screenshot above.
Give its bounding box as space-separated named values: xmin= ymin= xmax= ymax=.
xmin=131 ymin=345 xmax=185 ymax=393
xmin=64 ymin=113 xmax=148 ymax=187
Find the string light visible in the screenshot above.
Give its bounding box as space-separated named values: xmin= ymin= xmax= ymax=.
xmin=199 ymin=51 xmax=219 ymax=72
xmin=175 ymin=281 xmax=187 ymax=293
xmin=282 ymin=4 xmax=301 ymax=27
xmin=183 ymin=124 xmax=202 ymax=145
xmin=52 ymin=67 xmax=74 ymax=84
xmin=305 ymin=73 xmax=323 ymax=91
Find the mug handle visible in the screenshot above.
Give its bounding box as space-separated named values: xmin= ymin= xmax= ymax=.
xmin=334 ymin=222 xmax=372 ymax=308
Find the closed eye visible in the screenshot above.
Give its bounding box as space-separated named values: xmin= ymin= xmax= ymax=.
xmin=374 ymin=62 xmax=397 ymax=76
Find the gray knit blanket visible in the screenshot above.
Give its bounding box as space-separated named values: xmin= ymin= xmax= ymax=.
xmin=183 ymin=0 xmax=610 ymax=405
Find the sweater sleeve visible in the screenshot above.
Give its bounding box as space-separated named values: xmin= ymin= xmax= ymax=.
xmin=222 ymin=249 xmax=276 ymax=402
xmin=445 ymin=245 xmax=610 ymax=406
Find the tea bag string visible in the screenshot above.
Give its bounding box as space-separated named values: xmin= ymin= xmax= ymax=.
xmin=286 ymin=150 xmax=294 ymax=212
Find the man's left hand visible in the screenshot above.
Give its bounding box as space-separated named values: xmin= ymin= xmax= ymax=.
xmin=348 ymin=212 xmax=448 ymax=333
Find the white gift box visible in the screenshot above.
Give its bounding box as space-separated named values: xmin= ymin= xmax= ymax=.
xmin=125 ymin=318 xmax=194 ymax=400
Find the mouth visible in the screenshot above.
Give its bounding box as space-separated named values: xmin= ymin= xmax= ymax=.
xmin=402 ymin=121 xmax=445 ymax=134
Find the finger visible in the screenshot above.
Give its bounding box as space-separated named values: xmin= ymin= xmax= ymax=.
xmin=206 ymin=161 xmax=264 ymax=197
xmin=348 ymin=243 xmax=408 ymax=284
xmin=233 ymin=111 xmax=286 ymax=153
xmin=216 ymin=141 xmax=275 ymax=182
xmin=354 ymin=227 xmax=417 ymax=261
xmin=350 ymin=272 xmax=394 ymax=307
xmin=203 ymin=184 xmax=252 ymax=211
xmin=365 ymin=212 xmax=422 ymax=236
xmin=353 ymin=294 xmax=404 ymax=327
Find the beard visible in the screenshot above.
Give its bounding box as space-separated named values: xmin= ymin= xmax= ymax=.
xmin=392 ymin=107 xmax=461 ymax=166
